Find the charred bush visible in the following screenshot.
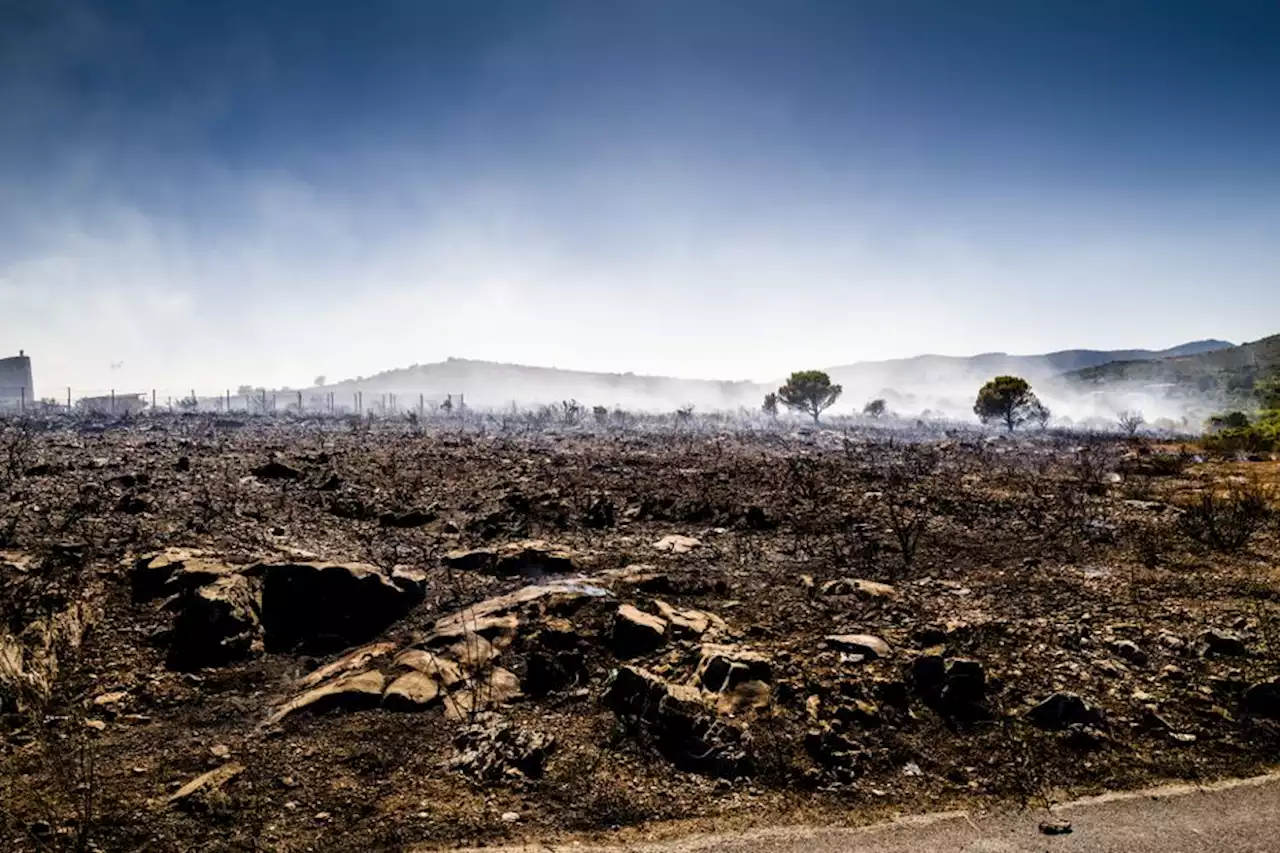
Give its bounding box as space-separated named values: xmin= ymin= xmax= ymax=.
xmin=1177 ymin=482 xmax=1274 ymax=552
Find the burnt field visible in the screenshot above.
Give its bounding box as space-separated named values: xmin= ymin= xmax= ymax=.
xmin=2 ymin=414 xmax=1279 ymax=852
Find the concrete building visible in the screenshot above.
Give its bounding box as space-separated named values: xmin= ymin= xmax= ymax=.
xmin=76 ymin=393 xmax=147 ymax=416
xmin=0 ymin=351 xmax=34 ymax=409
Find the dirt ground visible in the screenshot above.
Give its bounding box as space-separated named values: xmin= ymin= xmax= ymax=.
xmin=2 ymin=413 xmax=1279 ymax=852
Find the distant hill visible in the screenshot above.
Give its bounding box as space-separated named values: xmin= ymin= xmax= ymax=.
xmin=822 ymin=340 xmax=1234 ymax=391
xmin=1066 ymin=334 xmax=1280 ymax=400
xmin=304 ymin=339 xmax=1236 ymax=414
xmin=312 ymin=358 xmax=764 ymax=411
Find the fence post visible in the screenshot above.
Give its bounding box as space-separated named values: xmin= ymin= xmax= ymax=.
xmin=67 ymin=387 xmax=71 ymax=412
xmin=110 ymin=389 xmax=115 ymax=414
xmin=152 ymin=389 xmax=157 ymax=411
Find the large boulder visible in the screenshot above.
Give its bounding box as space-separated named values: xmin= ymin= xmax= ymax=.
xmin=603 ymin=666 xmax=751 ymax=778
xmin=1242 ymin=678 xmax=1280 ymax=720
xmin=252 ymin=562 xmax=425 ymax=654
xmin=168 ymin=574 xmax=262 ymax=670
xmin=696 ymin=645 xmax=772 ymax=693
xmin=654 ymin=600 xmax=726 ymax=640
xmin=1027 ymin=692 xmax=1104 ymax=730
xmin=612 ymin=605 xmax=667 ymax=658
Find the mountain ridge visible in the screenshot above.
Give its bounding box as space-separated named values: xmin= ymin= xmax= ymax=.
xmin=305 ymin=339 xmax=1237 ymax=411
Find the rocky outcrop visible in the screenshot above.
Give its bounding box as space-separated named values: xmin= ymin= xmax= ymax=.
xmin=266 ymin=580 xmax=612 ymax=725
xmin=168 ymin=574 xmax=262 ymax=670
xmin=253 ymin=561 xmax=425 ymax=654
xmin=133 ymin=550 xmax=427 ymax=667
xmin=443 ymin=540 xmax=579 ymax=578
xmin=267 ymin=670 xmax=387 ymax=724
xmin=604 ymin=665 xmax=751 ymax=778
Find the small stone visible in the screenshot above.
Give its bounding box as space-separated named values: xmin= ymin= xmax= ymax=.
xmin=824 ymin=634 xmax=891 ymax=659
xmin=652 ymin=534 xmax=701 ymax=554
xmin=83 ymin=718 xmax=106 ymax=731
xmin=1027 ymin=692 xmax=1103 ymax=730
xmin=501 ymin=811 xmax=521 ymax=823
xmin=820 ymin=578 xmax=896 ymax=599
xmin=210 ymin=744 xmax=230 ymax=759
xmin=1110 ymin=640 xmax=1148 ymax=666
xmin=314 ymin=812 xmax=331 ymax=823
xmin=167 ymin=763 xmax=245 ymax=807
xmin=1198 ymin=629 xmax=1247 ymax=658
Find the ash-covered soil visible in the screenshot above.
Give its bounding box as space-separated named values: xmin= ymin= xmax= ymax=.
xmin=2 ymin=414 xmax=1279 ymax=852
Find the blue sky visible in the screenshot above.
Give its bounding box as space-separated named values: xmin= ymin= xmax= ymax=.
xmin=2 ymin=0 xmax=1278 ymax=392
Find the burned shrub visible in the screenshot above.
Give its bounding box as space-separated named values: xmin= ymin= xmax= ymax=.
xmin=1177 ymin=482 xmax=1274 ymax=552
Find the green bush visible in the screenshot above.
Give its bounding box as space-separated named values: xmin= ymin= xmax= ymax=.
xmin=1204 ymin=410 xmax=1280 ymax=454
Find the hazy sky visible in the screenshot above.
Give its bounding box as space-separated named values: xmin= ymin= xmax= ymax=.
xmin=2 ymin=0 xmax=1278 ymax=394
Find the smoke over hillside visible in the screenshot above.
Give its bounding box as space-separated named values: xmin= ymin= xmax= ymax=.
xmin=302 ymin=338 xmax=1241 ymax=429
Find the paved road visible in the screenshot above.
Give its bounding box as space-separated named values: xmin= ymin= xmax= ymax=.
xmin=444 ymin=773 xmax=1280 ymax=853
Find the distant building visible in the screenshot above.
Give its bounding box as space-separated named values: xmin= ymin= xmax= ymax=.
xmin=0 ymin=351 xmax=35 ymax=409
xmin=76 ymin=393 xmax=147 ymax=416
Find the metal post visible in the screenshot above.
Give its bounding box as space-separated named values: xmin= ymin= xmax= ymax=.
xmin=152 ymin=389 xmax=157 ymax=411
xmin=67 ymin=387 xmax=71 ymax=411
xmin=110 ymin=389 xmax=115 ymax=414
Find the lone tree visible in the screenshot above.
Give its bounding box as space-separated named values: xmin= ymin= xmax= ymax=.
xmin=974 ymin=375 xmax=1040 ymax=432
xmin=778 ymin=370 xmax=843 ymax=425
xmin=762 ymin=392 xmax=779 ymax=418
xmin=863 ymin=398 xmax=887 ymax=419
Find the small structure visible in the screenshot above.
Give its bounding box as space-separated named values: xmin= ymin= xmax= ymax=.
xmin=77 ymin=393 xmax=147 ymax=416
xmin=0 ymin=351 xmax=35 ymax=410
